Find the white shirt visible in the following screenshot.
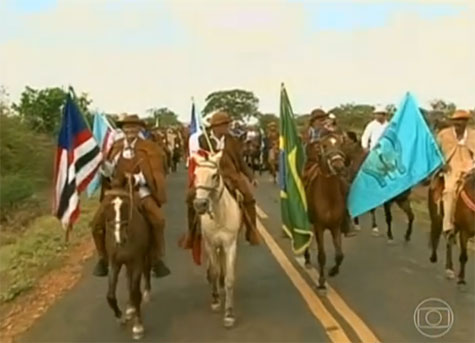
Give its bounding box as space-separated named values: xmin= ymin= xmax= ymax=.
xmin=361 ymin=120 xmax=388 ymax=150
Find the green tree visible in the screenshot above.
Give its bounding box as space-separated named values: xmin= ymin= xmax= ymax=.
xmin=147 ymin=107 xmax=180 ymax=127
xmin=202 ymin=89 xmax=259 ymax=120
xmin=0 ymin=86 xmax=13 ymax=116
xmin=12 ymin=86 xmax=93 ymax=135
xmin=257 ymin=113 xmax=278 ymax=130
xmin=329 ymin=103 xmax=374 ymax=133
xmin=430 ymin=99 xmax=456 ymax=116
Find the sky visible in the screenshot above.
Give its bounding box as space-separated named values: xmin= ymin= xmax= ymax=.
xmin=1 ymin=0 xmax=474 ymax=121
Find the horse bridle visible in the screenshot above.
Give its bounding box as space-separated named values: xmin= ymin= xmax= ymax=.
xmin=318 ymin=137 xmax=346 ymax=176
xmin=194 ymin=162 xmax=225 ymax=202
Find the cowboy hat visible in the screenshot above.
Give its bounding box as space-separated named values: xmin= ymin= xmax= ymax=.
xmin=116 ymin=114 xmax=146 ymax=128
xmin=267 ymin=121 xmax=278 ymax=127
xmin=373 ymin=104 xmax=387 ymax=114
xmin=451 ymin=110 xmax=471 ymax=120
xmin=209 ymin=111 xmax=232 ymax=127
xmin=329 ymin=113 xmax=336 ymax=120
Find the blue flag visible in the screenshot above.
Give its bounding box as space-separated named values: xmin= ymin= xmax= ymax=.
xmin=86 ymin=113 xmax=114 ymax=197
xmin=347 ymin=92 xmax=444 ymax=217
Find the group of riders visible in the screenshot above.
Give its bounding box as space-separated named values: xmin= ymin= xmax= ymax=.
xmin=89 ymin=105 xmax=474 ymax=280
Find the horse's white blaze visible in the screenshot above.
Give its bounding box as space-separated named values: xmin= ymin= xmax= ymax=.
xmin=112 ymin=197 xmax=123 ymax=244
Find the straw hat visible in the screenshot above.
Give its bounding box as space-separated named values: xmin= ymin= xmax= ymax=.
xmin=116 ymin=114 xmax=145 ymax=128
xmin=451 ymin=110 xmax=471 ymax=120
xmin=209 ymin=111 xmax=232 ymax=128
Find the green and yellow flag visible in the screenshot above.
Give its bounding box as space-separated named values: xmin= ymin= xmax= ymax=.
xmin=279 ymin=84 xmax=313 ymax=254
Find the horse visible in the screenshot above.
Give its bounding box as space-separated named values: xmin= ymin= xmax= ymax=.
xmin=192 ymin=151 xmax=242 ymax=328
xmin=429 ymin=170 xmax=475 ymax=285
xmin=243 ymin=139 xmax=261 ymax=175
xmin=267 ymin=140 xmax=279 ymax=184
xmin=305 ymin=134 xmax=348 ymax=293
xmin=103 ymin=183 xmax=152 ymax=340
xmin=346 ymin=131 xmax=415 ymax=242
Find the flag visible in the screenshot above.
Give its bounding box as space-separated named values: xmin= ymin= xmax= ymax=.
xmin=347 ymin=92 xmax=444 ymax=217
xmin=53 ymin=94 xmax=102 ymax=227
xmin=279 ymin=84 xmax=313 ymax=254
xmin=188 ymin=100 xmax=206 ymax=187
xmin=86 ymin=113 xmax=115 ymax=197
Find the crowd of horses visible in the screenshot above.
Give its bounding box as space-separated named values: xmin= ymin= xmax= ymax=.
xmin=98 ymin=125 xmax=474 ymax=340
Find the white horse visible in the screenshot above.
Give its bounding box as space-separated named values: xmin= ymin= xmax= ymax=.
xmin=192 ymin=151 xmax=242 ymax=328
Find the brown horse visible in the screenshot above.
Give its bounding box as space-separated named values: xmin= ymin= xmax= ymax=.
xmin=305 ymin=134 xmax=348 ymax=293
xmin=267 ymin=140 xmax=279 ymax=184
xmin=429 ymin=170 xmax=475 ymax=285
xmin=103 ymin=184 xmax=152 ymax=340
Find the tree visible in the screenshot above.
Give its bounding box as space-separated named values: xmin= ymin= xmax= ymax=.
xmin=430 ymin=99 xmax=456 ymax=116
xmin=257 ymin=113 xmax=278 ymax=130
xmin=0 ymin=86 xmax=13 ymax=117
xmin=385 ymin=104 xmax=397 ymax=116
xmin=146 ymin=107 xmax=180 ymax=127
xmin=12 ymin=86 xmax=93 ymax=135
xmin=202 ymin=89 xmax=259 ymax=120
xmin=329 ymin=103 xmax=374 ymax=133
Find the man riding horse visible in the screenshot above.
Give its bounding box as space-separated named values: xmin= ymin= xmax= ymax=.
xmin=90 ymin=114 xmax=170 ymax=278
xmin=302 ymin=108 xmax=357 ymax=237
xmin=183 ymin=111 xmax=260 ymax=249
xmin=436 ymin=110 xmax=475 ymax=243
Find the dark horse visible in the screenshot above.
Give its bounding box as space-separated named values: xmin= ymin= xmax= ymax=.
xmin=305 ymin=134 xmax=348 ymax=293
xmin=429 ymin=170 xmax=475 ymax=285
xmin=346 ymin=131 xmax=415 ymax=242
xmin=104 ymin=183 xmax=152 ymax=340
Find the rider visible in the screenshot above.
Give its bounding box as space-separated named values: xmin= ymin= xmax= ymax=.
xmin=436 ymin=110 xmax=475 ymax=242
xmin=90 ymin=114 xmax=171 ymax=278
xmin=361 ymin=105 xmax=389 ymax=153
xmin=184 ymin=111 xmax=260 ymax=247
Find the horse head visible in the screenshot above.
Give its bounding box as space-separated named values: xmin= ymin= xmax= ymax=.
xmin=318 ymin=134 xmax=346 ymax=176
xmin=193 ymin=151 xmax=224 ymax=215
xmin=104 ymin=188 xmax=133 ymax=246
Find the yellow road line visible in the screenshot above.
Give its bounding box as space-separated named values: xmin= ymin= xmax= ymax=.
xmin=256 ymin=219 xmax=351 ymax=343
xmin=256 ymin=206 xmax=268 ymax=219
xmin=295 ymin=257 xmax=381 ymax=343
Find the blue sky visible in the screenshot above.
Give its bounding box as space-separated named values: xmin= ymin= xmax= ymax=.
xmin=1 ymin=0 xmax=473 ymax=118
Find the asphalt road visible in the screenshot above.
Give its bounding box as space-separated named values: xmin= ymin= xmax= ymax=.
xmin=19 ymin=167 xmax=474 ymax=343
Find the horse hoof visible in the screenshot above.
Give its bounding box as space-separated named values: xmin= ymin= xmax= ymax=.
xmin=371 ymin=228 xmax=380 ymax=237
xmin=132 ymin=324 xmax=144 ymax=340
xmin=142 ymin=290 xmax=151 ymax=304
xmin=354 ymin=225 xmax=361 ymax=232
xmin=304 ymin=262 xmax=312 ymax=269
xmin=404 ymin=235 xmax=411 ymax=242
xmin=429 ymin=255 xmax=437 ymax=263
xmin=445 ymin=269 xmax=455 ymax=280
xmin=387 ymin=238 xmax=395 ymax=245
xmin=117 ymin=316 xmax=127 ymax=326
xmin=211 ymin=301 xmax=221 ymax=312
xmin=125 ymin=306 xmax=136 ymax=320
xmin=223 ymin=316 xmax=236 ymax=328
xmin=457 ymin=279 xmax=466 ymax=285
xmin=328 ymin=267 xmax=339 ymax=277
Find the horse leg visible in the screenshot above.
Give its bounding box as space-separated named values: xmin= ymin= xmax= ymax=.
xmin=304 ymin=248 xmax=312 ymax=268
xmin=106 ymin=262 xmax=123 ymax=322
xmin=371 ymin=209 xmax=379 ymax=236
xmin=142 ymin=251 xmax=152 ymax=303
xmin=384 ymin=202 xmax=394 ymax=243
xmin=125 ymin=266 xmax=136 ymax=321
xmin=130 ymin=267 xmax=144 ymax=340
xmin=353 ymin=217 xmax=361 ymax=231
xmin=204 ymin=241 xmax=221 ymax=312
xmin=458 ymin=230 xmax=468 ymax=285
xmin=329 ymin=228 xmax=344 ymax=277
xmin=314 ymin=226 xmax=327 ymax=294
xmin=397 ymin=199 xmax=415 ymax=242
xmin=445 ymin=235 xmax=455 ymax=280
xmin=223 ymin=241 xmax=237 ymax=328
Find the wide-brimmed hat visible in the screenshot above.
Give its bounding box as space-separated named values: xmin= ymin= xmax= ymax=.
xmin=373 ymin=104 xmax=387 ymax=114
xmin=209 ymin=111 xmax=232 ymax=128
xmin=267 ymin=121 xmax=278 ymax=128
xmin=309 ymin=109 xmax=328 ymax=124
xmin=117 ymin=114 xmax=145 ymax=128
xmin=451 ymin=110 xmax=471 ymax=120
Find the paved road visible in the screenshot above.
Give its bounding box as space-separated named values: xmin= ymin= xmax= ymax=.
xmin=20 ymin=167 xmax=474 ymax=343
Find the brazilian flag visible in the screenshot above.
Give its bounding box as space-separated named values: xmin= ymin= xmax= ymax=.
xmin=279 ymin=84 xmax=313 ymax=254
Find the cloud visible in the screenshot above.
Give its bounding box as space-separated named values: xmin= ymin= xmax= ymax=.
xmin=1 ymin=0 xmax=474 ymax=121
